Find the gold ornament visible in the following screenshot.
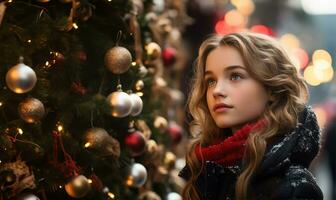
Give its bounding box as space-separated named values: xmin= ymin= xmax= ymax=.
xmin=164 ymin=151 xmax=176 ymax=170
xmin=146 ymin=139 xmax=158 ymax=153
xmin=65 ymin=175 xmax=91 ymax=198
xmin=6 ymin=62 xmax=37 ymax=94
xmin=145 ymin=42 xmax=162 ymax=60
xmin=136 ymin=119 xmax=151 ymax=139
xmin=153 ymin=116 xmax=168 ymax=131
xmin=106 ymin=90 xmax=132 ymax=118
xmin=135 ymin=80 xmax=144 ymax=91
xmin=104 ymin=46 xmax=132 ymax=74
xmin=84 ymin=128 xmax=120 ymax=158
xmin=37 ymin=0 xmax=50 ymax=2
xmin=18 ymin=98 xmax=45 ymax=123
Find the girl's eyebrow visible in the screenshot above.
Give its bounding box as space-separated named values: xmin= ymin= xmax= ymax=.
xmin=204 ymin=65 xmax=246 ymax=76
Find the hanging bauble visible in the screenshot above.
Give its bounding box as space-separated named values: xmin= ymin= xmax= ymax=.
xmin=153 ymin=116 xmax=168 ymax=131
xmin=146 ymin=139 xmax=158 ymax=153
xmin=135 ymin=80 xmax=144 ymax=91
xmin=104 ymin=46 xmax=132 ymax=74
xmin=167 ymin=192 xmax=182 ymax=200
xmin=164 ymin=151 xmax=176 ymax=170
xmin=126 ymin=163 xmax=147 ymax=188
xmin=162 ymin=47 xmax=177 ymax=67
xmin=65 ymin=175 xmax=91 ymax=198
xmin=166 ymin=122 xmax=183 ymax=145
xmin=6 ymin=62 xmax=37 ymax=94
xmin=18 ymin=98 xmax=45 ymax=123
xmin=129 ymin=93 xmax=143 ymax=116
xmin=17 ymin=193 xmax=40 ymax=200
xmin=145 ymin=42 xmax=162 ymax=60
xmin=106 ymin=90 xmax=132 ymax=118
xmin=84 ymin=128 xmax=120 ymax=158
xmin=124 ymin=130 xmax=146 ymax=157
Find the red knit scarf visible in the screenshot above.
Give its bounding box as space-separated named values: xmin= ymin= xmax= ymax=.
xmin=195 ymin=118 xmax=267 ymax=166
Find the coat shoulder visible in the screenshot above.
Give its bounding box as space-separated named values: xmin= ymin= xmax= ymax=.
xmin=270 ymin=165 xmax=323 ymax=200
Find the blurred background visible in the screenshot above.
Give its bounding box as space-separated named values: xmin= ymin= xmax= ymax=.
xmin=179 ymin=0 xmax=336 ymax=199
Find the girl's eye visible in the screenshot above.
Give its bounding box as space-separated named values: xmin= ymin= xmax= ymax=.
xmin=205 ymin=78 xmax=216 ymax=87
xmin=230 ymin=73 xmax=243 ymax=81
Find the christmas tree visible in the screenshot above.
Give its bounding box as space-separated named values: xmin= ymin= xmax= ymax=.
xmin=0 ymin=0 xmax=190 ymax=199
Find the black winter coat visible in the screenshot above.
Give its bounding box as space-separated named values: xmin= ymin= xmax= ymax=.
xmin=178 ymin=105 xmax=324 ymax=200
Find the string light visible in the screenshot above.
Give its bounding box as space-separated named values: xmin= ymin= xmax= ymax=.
xmin=17 ymin=128 xmax=23 ymax=135
xmin=131 ymin=62 xmax=137 ymax=66
xmin=0 ymin=102 xmax=3 ymax=107
xmin=107 ymin=192 xmax=115 ymax=199
xmin=27 ymin=39 xmax=32 ymax=43
xmin=56 ymin=122 xmax=64 ymax=132
xmin=72 ymin=23 xmax=79 ymax=29
xmin=84 ymin=142 xmax=91 ymax=148
xmin=87 ymin=179 xmax=93 ymax=184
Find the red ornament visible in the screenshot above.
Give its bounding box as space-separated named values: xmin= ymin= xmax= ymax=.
xmin=162 ymin=47 xmax=177 ymax=67
xmin=166 ymin=122 xmax=183 ymax=145
xmin=124 ymin=130 xmax=146 ymax=157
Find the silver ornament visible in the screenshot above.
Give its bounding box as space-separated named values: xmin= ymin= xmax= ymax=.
xmin=6 ymin=63 xmax=37 ymax=93
xmin=18 ymin=98 xmax=45 ymax=123
xmin=17 ymin=194 xmax=40 ymax=200
xmin=105 ymin=46 xmax=132 ymax=74
xmin=84 ymin=127 xmax=121 ymax=158
xmin=106 ymin=91 xmax=132 ymax=118
xmin=167 ymin=192 xmax=182 ymax=200
xmin=129 ymin=93 xmax=143 ymax=116
xmin=138 ymin=65 xmax=148 ymax=78
xmin=127 ymin=163 xmax=147 ymax=188
xmin=65 ymin=175 xmax=91 ymax=198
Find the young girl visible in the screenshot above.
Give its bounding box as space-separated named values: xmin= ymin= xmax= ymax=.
xmin=178 ymin=32 xmax=323 ymax=200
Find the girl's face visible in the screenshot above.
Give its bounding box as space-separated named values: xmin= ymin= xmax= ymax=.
xmin=205 ymin=45 xmax=270 ymax=133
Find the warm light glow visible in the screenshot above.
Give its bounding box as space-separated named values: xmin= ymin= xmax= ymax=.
xmin=126 ymin=176 xmax=133 ymax=186
xmin=235 ymin=0 xmax=255 ymax=16
xmin=72 ymin=23 xmax=79 ymax=29
xmin=312 ymin=49 xmax=332 ymax=66
xmin=59 ymin=185 xmax=62 ymax=189
xmin=0 ymin=102 xmax=3 ymax=107
xmin=57 ymin=124 xmax=63 ymax=132
xmin=7 ymin=0 xmax=12 ymax=3
xmin=303 ymin=65 xmax=321 ymax=86
xmin=280 ymin=34 xmax=300 ymax=50
xmin=87 ymin=179 xmax=93 ymax=184
xmin=107 ymin=192 xmax=115 ymax=199
xmin=131 ymin=62 xmax=136 ymax=66
xmin=314 ymin=65 xmax=334 ymax=83
xmin=225 ymin=9 xmax=245 ymax=27
xmin=250 ymin=24 xmax=274 ymax=36
xmin=17 ymin=128 xmax=23 ymax=135
xmin=27 ymin=39 xmax=32 ymax=43
xmin=84 ymin=142 xmax=91 ymax=148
